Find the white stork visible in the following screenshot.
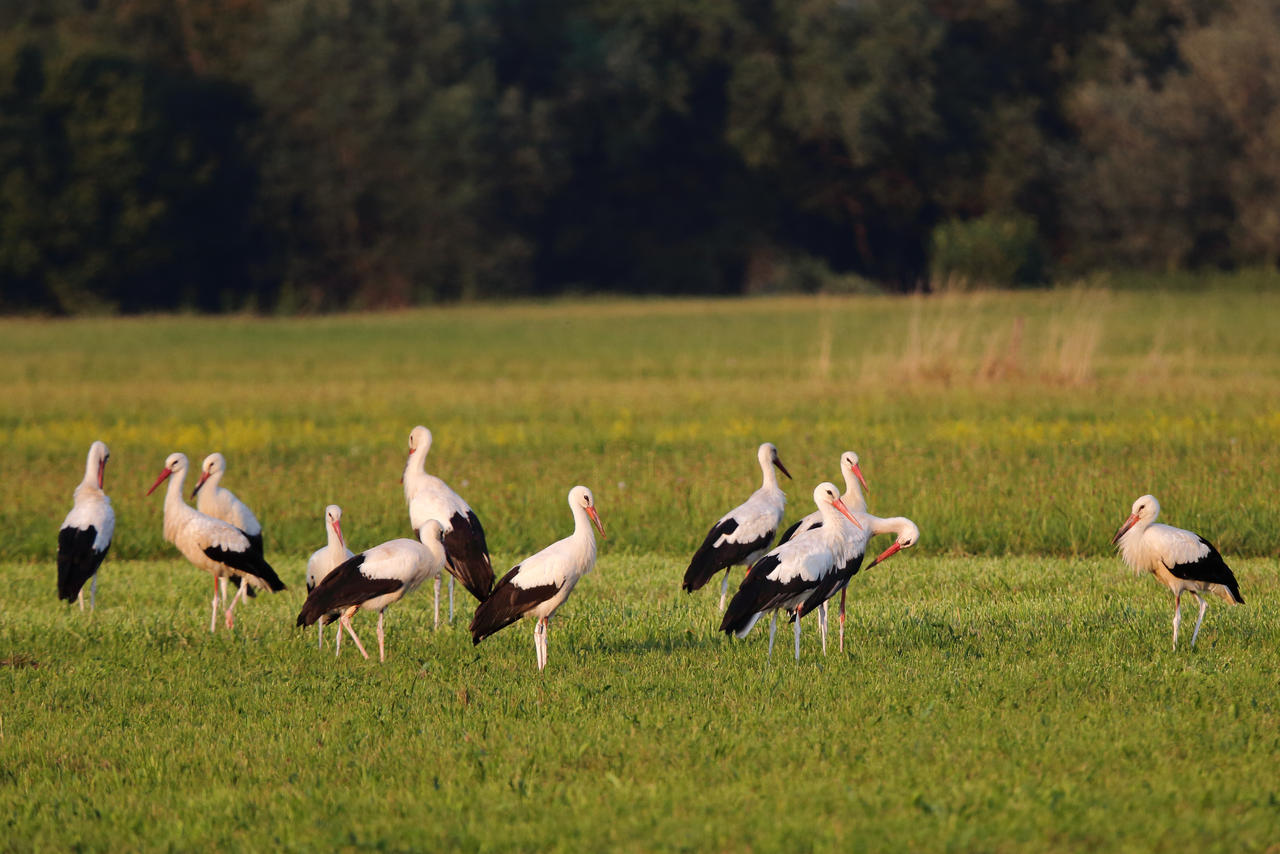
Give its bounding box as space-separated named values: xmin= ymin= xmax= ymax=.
xmin=193 ymin=451 xmax=266 ymax=607
xmin=719 ymin=483 xmax=861 ymax=660
xmin=146 ymin=452 xmax=286 ymax=631
xmin=1112 ymin=494 xmax=1245 ymax=649
xmin=305 ymin=504 xmax=355 ymax=650
xmin=403 ymin=425 xmax=494 ymax=626
xmin=798 ymin=514 xmax=919 ymax=653
xmin=777 ymin=450 xmax=869 ymax=545
xmin=297 ymin=521 xmax=446 ymax=663
xmin=469 ymin=486 xmax=604 ymax=671
xmin=682 ymin=442 xmax=791 ymax=611
xmin=57 ymin=440 xmax=115 ymax=611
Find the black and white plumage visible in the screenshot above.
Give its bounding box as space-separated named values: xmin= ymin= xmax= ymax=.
xmin=298 ymin=521 xmax=446 ymax=662
xmin=403 ymin=425 xmax=495 ymax=626
xmin=470 ymin=486 xmax=604 ymax=671
xmin=682 ymin=442 xmax=791 ymax=611
xmin=57 ymin=440 xmax=115 ymax=610
xmin=306 ymin=504 xmax=355 ymax=650
xmin=720 ymin=483 xmax=861 ymax=660
xmin=146 ymin=452 xmax=286 ymax=632
xmin=777 ymin=451 xmax=869 ymax=546
xmin=193 ymin=451 xmax=265 ymax=603
xmin=800 ymin=514 xmax=919 ymax=653
xmin=1112 ymin=494 xmax=1244 ymax=650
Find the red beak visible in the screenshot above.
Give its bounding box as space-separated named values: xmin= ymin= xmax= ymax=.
xmin=832 ymin=497 xmax=862 ymax=529
xmin=587 ymin=506 xmax=605 ymax=537
xmin=866 ymin=540 xmax=902 ymax=570
xmin=332 ymin=518 xmax=345 ymax=549
xmin=97 ymin=458 xmax=107 ymax=490
xmin=146 ymin=467 xmax=172 ymax=496
xmin=1111 ymin=513 xmax=1139 ymax=545
xmin=191 ymin=471 xmax=210 ymax=498
xmin=852 ymin=464 xmax=869 ymax=495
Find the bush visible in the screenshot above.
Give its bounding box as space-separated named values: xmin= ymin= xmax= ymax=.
xmin=929 ymin=214 xmax=1046 ymax=291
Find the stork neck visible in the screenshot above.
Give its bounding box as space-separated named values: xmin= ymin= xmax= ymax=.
xmin=202 ymin=467 xmax=223 ymax=494
xmin=759 ymin=458 xmax=780 ymax=492
xmin=327 ymin=523 xmax=345 ymax=553
xmin=841 ymin=474 xmax=867 ymax=514
xmin=164 ymin=468 xmax=190 ymax=513
xmin=403 ymin=446 xmax=430 ymax=499
xmin=868 ymin=515 xmax=907 ymax=538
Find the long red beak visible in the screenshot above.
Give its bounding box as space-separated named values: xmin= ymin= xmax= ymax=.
xmin=1111 ymin=513 xmax=1139 ymax=545
xmin=852 ymin=464 xmax=869 ymax=495
xmin=587 ymin=506 xmax=605 ymax=537
xmin=332 ymin=519 xmax=345 ymax=549
xmin=97 ymin=458 xmax=107 ymax=490
xmin=146 ymin=467 xmax=172 ymax=496
xmin=866 ymin=540 xmax=902 ymax=570
xmin=832 ymin=497 xmax=863 ymax=529
xmin=191 ymin=471 xmax=210 ymax=498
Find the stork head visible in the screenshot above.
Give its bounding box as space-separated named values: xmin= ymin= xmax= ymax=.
xmin=813 ymin=481 xmax=861 ymax=529
xmin=147 ymin=452 xmax=188 ymax=496
xmin=570 ymin=485 xmax=605 ymax=536
xmin=840 ymin=450 xmax=870 ymax=496
xmin=325 ymin=504 xmax=345 ymax=548
xmin=88 ymin=440 xmax=110 ymax=489
xmin=408 ymin=425 xmax=432 ymax=457
xmin=192 ymin=452 xmax=225 ymax=498
xmin=866 ymin=518 xmax=920 ymax=569
xmin=1111 ymin=494 xmax=1160 ymax=545
xmin=419 ymin=518 xmax=445 ymax=544
xmin=759 ymin=442 xmax=792 ymax=480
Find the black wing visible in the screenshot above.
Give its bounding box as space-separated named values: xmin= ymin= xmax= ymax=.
xmin=443 ymin=510 xmax=495 ymax=602
xmin=1166 ymin=538 xmax=1244 ymax=604
xmin=719 ymin=554 xmax=819 ymax=635
xmin=296 ymin=554 xmax=403 ymax=626
xmin=795 ymin=552 xmax=864 ymax=619
xmin=56 ymin=526 xmax=109 ymax=602
xmin=682 ymin=518 xmax=774 ymax=593
xmin=469 ymin=564 xmax=560 ymax=645
xmin=204 ymin=544 xmax=286 ymax=592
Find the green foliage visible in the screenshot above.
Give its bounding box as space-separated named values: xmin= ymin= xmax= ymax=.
xmin=929 ymin=214 xmax=1046 ymax=291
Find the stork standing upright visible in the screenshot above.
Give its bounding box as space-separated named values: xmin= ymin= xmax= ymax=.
xmin=403 ymin=426 xmax=494 ymax=626
xmin=306 ymin=504 xmax=355 ymax=650
xmin=1112 ymin=494 xmax=1244 ymax=649
xmin=57 ymin=440 xmax=115 ymax=611
xmin=719 ymin=483 xmax=861 ymax=660
xmin=470 ymin=486 xmax=604 ymax=671
xmin=682 ymin=442 xmax=791 ymax=611
xmin=193 ymin=452 xmax=266 ymax=606
xmin=146 ymin=453 xmax=286 ymax=631
xmin=297 ymin=521 xmax=446 ymax=663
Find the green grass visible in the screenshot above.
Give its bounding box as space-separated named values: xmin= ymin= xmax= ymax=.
xmin=2 ymin=289 xmax=1279 ymax=850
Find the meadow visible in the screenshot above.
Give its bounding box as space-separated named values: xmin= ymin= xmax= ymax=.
xmin=2 ymin=288 xmax=1279 ymax=851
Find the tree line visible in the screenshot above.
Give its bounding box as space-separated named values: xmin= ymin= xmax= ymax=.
xmin=2 ymin=0 xmax=1278 ymax=313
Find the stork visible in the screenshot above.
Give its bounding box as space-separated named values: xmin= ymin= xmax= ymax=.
xmin=800 ymin=514 xmax=919 ymax=652
xmin=146 ymin=452 xmax=285 ymax=631
xmin=1112 ymin=494 xmax=1244 ymax=649
xmin=719 ymin=483 xmax=861 ymax=660
xmin=682 ymin=442 xmax=791 ymax=611
xmin=193 ymin=451 xmax=265 ymax=606
xmin=403 ymin=426 xmax=494 ymax=626
xmin=57 ymin=440 xmax=115 ymax=611
xmin=469 ymin=486 xmax=604 ymax=671
xmin=777 ymin=450 xmax=869 ymax=545
xmin=297 ymin=521 xmax=446 ymax=663
xmin=306 ymin=504 xmax=355 ymax=650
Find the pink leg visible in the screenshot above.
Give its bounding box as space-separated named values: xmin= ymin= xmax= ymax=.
xmin=341 ymin=608 xmax=369 ymax=660
xmin=839 ymin=587 xmax=848 ymax=652
xmin=376 ymin=611 xmax=386 ymax=663
xmin=224 ymin=579 xmax=248 ymax=628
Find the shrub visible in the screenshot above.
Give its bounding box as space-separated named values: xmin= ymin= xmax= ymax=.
xmin=929 ymin=214 xmax=1046 ymax=291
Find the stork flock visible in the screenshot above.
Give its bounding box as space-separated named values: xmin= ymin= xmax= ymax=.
xmin=56 ymin=433 xmax=1245 ymax=670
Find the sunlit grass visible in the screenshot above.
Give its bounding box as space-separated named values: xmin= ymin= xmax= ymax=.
xmin=3 ymin=289 xmax=1279 ymax=850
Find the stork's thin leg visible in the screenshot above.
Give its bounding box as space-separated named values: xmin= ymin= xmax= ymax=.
xmin=89 ymin=574 xmax=97 ymax=611
xmin=819 ymin=602 xmax=828 ymax=655
xmin=76 ymin=589 xmax=85 ymax=611
xmin=1190 ymin=592 xmax=1209 ymax=648
xmin=224 ymin=580 xmax=248 ymax=629
xmin=719 ymin=569 xmax=731 ymax=613
xmin=794 ymin=609 xmax=802 ymax=661
xmin=433 ymin=577 xmax=441 ymax=630
xmin=340 ymin=608 xmax=369 ymax=660
xmin=449 ymin=576 xmax=455 ymax=624
xmin=1172 ymin=591 xmax=1183 ymax=651
xmin=532 ymin=618 xmax=541 ymax=669
xmin=377 ymin=611 xmax=387 ymax=663
xmin=336 ymin=618 xmax=343 ymax=655
xmin=768 ymin=612 xmax=778 ymax=658
xmin=210 ymin=575 xmax=220 ymax=633
xmin=219 ymin=576 xmax=229 ymax=612
xmin=317 ymin=622 xmax=324 ymax=650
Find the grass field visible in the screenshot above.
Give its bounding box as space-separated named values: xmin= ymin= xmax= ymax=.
xmin=3 ymin=288 xmax=1280 ymax=851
